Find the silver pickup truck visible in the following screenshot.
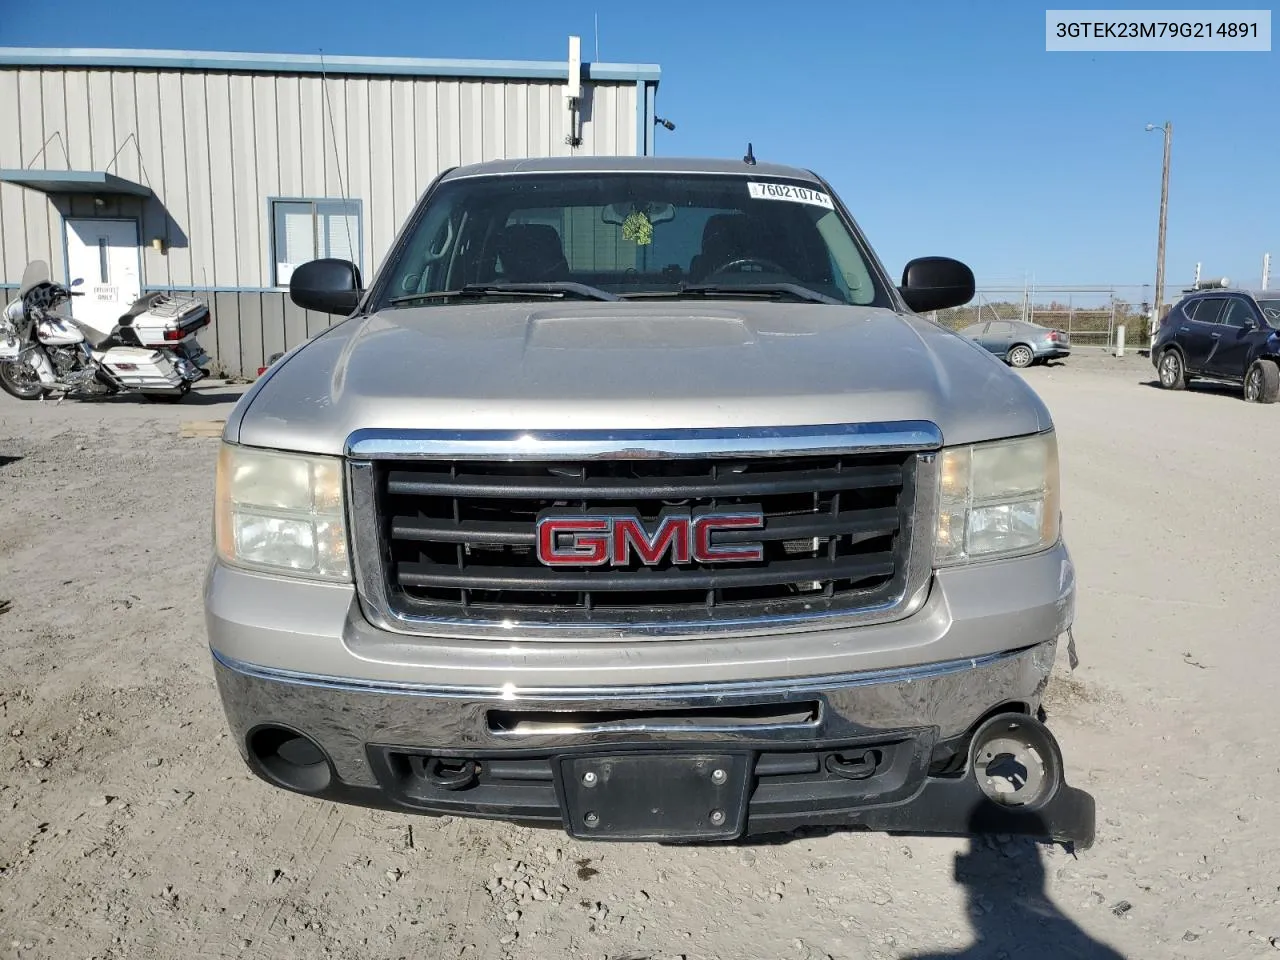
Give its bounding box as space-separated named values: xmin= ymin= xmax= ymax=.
xmin=206 ymin=156 xmax=1094 ymax=847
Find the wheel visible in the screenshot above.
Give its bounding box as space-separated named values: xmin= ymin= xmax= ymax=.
xmin=1157 ymin=349 xmax=1187 ymax=390
xmin=0 ymin=359 xmax=45 ymax=400
xmin=143 ymin=383 xmax=191 ymax=404
xmin=1007 ymin=344 xmax=1034 ymax=368
xmin=1244 ymin=359 xmax=1280 ymax=403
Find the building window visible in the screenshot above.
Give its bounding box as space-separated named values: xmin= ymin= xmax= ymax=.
xmin=271 ymin=199 xmax=361 ymax=287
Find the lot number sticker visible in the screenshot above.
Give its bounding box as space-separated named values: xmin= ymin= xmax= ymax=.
xmin=748 ymin=182 xmax=834 ymax=209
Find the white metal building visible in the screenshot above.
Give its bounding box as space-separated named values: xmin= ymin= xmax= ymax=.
xmin=0 ymin=45 xmax=661 ymax=375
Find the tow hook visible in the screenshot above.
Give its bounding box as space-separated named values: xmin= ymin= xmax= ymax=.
xmin=424 ymin=757 xmax=478 ymax=790
xmin=825 ymin=749 xmax=881 ymax=781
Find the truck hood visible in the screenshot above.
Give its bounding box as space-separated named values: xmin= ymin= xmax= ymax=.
xmin=230 ymin=301 xmax=1053 ymax=455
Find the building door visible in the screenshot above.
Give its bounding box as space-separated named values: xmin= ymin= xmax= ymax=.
xmin=63 ymin=218 xmax=142 ymax=336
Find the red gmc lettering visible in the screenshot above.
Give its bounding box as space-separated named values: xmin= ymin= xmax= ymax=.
xmin=693 ymin=513 xmax=766 ymax=562
xmin=535 ymin=511 xmax=765 ymax=566
xmin=536 ymin=516 xmax=611 ymax=566
xmin=612 ymin=515 xmax=690 ymax=564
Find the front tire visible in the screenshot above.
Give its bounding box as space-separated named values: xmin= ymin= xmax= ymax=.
xmin=1007 ymin=344 xmax=1034 ymax=368
xmin=1158 ymin=349 xmax=1187 ymax=390
xmin=0 ymin=359 xmax=45 ymax=400
xmin=1244 ymin=359 xmax=1280 ymax=403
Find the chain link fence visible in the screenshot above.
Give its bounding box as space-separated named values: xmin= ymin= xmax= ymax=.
xmin=933 ymin=285 xmax=1161 ymax=348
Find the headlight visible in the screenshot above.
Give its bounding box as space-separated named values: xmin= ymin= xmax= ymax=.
xmin=935 ymin=431 xmax=1060 ymax=565
xmin=215 ymin=443 xmax=350 ymax=581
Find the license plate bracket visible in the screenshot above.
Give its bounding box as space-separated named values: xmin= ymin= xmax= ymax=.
xmin=557 ymin=752 xmax=751 ymax=841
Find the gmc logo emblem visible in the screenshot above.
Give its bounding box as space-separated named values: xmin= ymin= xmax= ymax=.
xmin=536 ymin=509 xmax=765 ymax=567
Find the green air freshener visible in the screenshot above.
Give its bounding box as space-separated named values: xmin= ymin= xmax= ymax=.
xmin=622 ymin=209 xmax=653 ymax=246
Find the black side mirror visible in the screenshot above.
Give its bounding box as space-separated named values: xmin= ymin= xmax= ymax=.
xmin=898 ymin=257 xmax=976 ymax=313
xmin=289 ymin=258 xmax=363 ymax=316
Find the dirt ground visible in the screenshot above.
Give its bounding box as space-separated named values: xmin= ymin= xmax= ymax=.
xmin=2 ymin=352 xmax=1279 ymax=960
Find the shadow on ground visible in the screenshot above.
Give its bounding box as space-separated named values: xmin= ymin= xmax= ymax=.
xmin=1139 ymin=379 xmax=1244 ymax=401
xmin=904 ymin=811 xmax=1125 ymax=960
xmin=27 ymin=388 xmax=246 ymax=406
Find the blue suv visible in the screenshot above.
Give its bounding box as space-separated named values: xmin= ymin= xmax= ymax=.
xmin=1153 ymin=289 xmax=1280 ymax=402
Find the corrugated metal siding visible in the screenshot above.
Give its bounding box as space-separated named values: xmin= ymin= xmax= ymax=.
xmin=0 ymin=65 xmax=639 ymax=374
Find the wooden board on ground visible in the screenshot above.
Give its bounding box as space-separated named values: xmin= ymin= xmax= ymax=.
xmin=180 ymin=420 xmax=226 ymax=439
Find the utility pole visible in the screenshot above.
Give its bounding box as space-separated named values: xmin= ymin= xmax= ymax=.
xmin=1263 ymin=253 xmax=1271 ymax=291
xmin=1146 ymin=122 xmax=1173 ymax=329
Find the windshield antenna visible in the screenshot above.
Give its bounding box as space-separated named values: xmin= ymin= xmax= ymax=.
xmin=743 ymin=142 xmax=756 ymax=166
xmin=319 ymin=48 xmax=355 ymax=263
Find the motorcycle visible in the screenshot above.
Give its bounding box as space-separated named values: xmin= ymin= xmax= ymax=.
xmin=0 ymin=260 xmax=211 ymax=403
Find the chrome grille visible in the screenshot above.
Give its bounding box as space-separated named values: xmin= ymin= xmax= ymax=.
xmin=346 ymin=424 xmax=941 ymax=636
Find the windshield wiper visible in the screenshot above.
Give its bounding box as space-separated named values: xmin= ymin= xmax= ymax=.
xmin=622 ymin=282 xmax=843 ymax=305
xmin=389 ymin=281 xmax=619 ymax=306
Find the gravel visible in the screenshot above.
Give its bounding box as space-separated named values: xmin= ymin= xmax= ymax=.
xmin=2 ymin=368 xmax=1280 ymax=958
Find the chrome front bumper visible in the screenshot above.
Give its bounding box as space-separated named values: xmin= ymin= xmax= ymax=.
xmin=213 ymin=640 xmax=1058 ymax=787
xmin=206 ymin=533 xmax=1086 ymax=843
xmin=209 ymin=637 xmax=1095 ymax=846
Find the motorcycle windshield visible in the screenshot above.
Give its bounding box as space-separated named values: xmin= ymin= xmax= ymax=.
xmin=18 ymin=260 xmax=51 ymax=297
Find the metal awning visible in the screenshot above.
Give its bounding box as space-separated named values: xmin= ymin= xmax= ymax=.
xmin=0 ymin=169 xmax=152 ymax=197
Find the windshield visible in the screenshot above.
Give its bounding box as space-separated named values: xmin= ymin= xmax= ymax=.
xmin=373 ymin=173 xmax=890 ymax=310
xmin=1260 ymin=299 xmax=1280 ymax=327
xmin=18 ymin=260 xmax=51 ymax=296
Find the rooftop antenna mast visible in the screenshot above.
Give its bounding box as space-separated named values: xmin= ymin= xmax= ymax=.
xmin=319 ymin=48 xmax=355 ymax=263
xmin=743 ymin=142 xmax=756 ymax=166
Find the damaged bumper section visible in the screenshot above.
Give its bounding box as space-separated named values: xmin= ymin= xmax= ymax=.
xmin=211 ymin=639 xmax=1095 ymax=849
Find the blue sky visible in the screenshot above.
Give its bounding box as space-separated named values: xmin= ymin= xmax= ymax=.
xmin=3 ymin=1 xmax=1276 ymax=295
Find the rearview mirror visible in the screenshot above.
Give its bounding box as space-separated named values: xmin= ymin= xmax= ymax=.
xmin=647 ymin=203 xmax=676 ymax=225
xmin=289 ymin=258 xmax=363 ymax=316
xmin=898 ymin=257 xmax=976 ymax=313
xmin=601 ymin=201 xmax=677 ymax=226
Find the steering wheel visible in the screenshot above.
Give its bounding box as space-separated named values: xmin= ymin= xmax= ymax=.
xmin=707 ymin=257 xmax=788 ymax=277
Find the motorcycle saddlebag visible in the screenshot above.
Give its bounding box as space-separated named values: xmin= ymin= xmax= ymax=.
xmin=99 ymin=347 xmax=183 ymax=389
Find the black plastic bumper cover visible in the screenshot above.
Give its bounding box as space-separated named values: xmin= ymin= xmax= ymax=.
xmin=238 ymin=749 xmax=1096 ymax=849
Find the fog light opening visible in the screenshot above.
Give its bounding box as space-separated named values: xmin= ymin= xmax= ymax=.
xmin=970 ymin=715 xmax=1062 ymax=810
xmin=982 ymin=750 xmax=1034 ymax=796
xmin=247 ymin=725 xmax=332 ymax=794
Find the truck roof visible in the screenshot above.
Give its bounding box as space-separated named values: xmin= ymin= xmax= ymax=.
xmin=439 ymin=155 xmax=822 ymax=182
xmin=1178 ymin=288 xmax=1278 ymax=300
